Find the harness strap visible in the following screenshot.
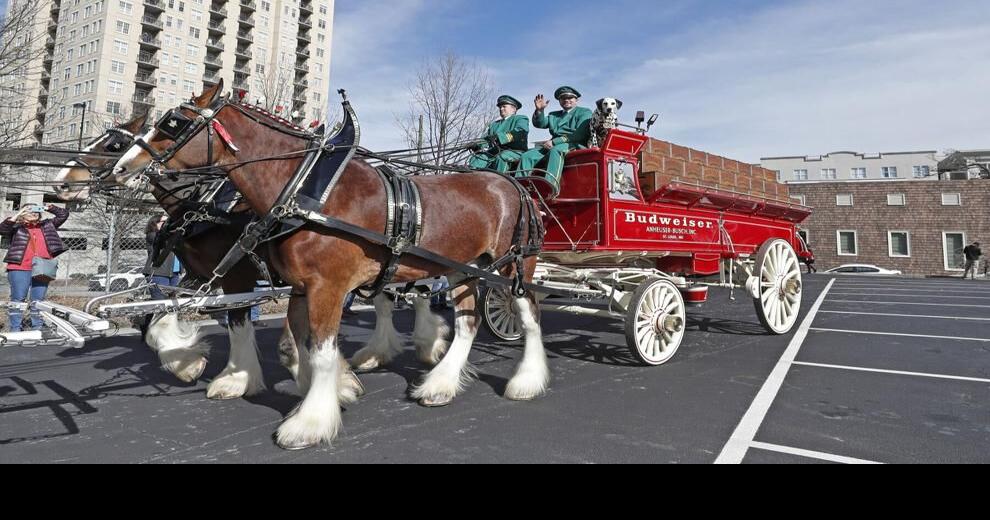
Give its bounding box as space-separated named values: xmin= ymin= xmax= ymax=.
xmin=361 ymin=165 xmax=422 ymax=298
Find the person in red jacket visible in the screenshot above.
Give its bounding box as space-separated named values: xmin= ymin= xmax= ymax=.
xmin=0 ymin=204 xmax=70 ymax=332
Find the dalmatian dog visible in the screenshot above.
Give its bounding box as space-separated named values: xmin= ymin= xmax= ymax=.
xmin=591 ymin=97 xmax=623 ymax=147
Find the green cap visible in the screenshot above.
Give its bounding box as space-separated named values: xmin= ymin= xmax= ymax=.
xmin=554 ymin=86 xmax=581 ymax=100
xmin=497 ymin=95 xmax=523 ymax=110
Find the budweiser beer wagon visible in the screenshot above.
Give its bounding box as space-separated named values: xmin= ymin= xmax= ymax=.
xmin=480 ymin=129 xmax=813 ymax=366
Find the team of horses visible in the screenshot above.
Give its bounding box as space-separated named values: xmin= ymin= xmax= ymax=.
xmin=55 ymin=81 xmax=550 ymax=450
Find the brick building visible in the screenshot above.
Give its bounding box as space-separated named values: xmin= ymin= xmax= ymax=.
xmin=787 ymin=180 xmax=990 ymax=276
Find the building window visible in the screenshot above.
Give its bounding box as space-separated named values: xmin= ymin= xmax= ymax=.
xmin=851 ymin=167 xmax=867 ymax=179
xmin=942 ymin=193 xmax=962 ymax=206
xmin=106 ymin=101 xmax=121 ymax=114
xmin=791 ymin=195 xmax=806 ymax=206
xmin=111 ymin=60 xmax=125 ymax=74
xmin=107 ymin=80 xmax=123 ymax=95
xmin=797 ymin=230 xmax=810 ymax=246
xmin=116 ymin=21 xmax=130 ymax=34
xmin=836 ymin=194 xmax=853 ymax=206
xmin=888 ymin=231 xmax=910 ymax=258
xmin=820 ymin=168 xmax=837 ymax=180
xmin=887 ymin=193 xmax=906 ymax=206
xmin=114 ymin=39 xmax=128 ymax=54
xmin=838 ymin=231 xmax=858 ymax=256
xmin=881 ymin=167 xmax=898 ymax=179
xmin=943 ymin=232 xmax=967 ymax=271
xmin=913 ymin=165 xmax=931 ymax=178
xmin=793 ymin=169 xmax=808 ymax=181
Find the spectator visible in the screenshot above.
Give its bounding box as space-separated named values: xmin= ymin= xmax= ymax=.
xmin=0 ymin=204 xmax=70 ymax=332
xmin=963 ymin=241 xmax=982 ymax=280
xmin=802 ymin=251 xmax=817 ymax=274
xmin=145 ymin=214 xmax=182 ymax=299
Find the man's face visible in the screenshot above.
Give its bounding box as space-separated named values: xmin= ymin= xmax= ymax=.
xmin=559 ymin=96 xmax=579 ymax=110
xmin=499 ymin=104 xmax=518 ymax=119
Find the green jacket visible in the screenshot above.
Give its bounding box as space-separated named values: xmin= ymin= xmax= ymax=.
xmin=533 ymin=106 xmax=593 ymax=148
xmin=483 ymin=114 xmax=530 ymax=152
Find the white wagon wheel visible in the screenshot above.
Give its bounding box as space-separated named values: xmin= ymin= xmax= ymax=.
xmin=624 ymin=278 xmax=686 ymax=366
xmin=480 ymin=286 xmax=524 ymax=342
xmin=752 ymin=239 xmax=803 ymax=335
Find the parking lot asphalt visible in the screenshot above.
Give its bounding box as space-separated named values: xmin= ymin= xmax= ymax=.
xmin=1 ymin=275 xmax=987 ymax=464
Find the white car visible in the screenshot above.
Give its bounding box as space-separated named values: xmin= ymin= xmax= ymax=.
xmin=825 ymin=264 xmax=902 ymax=276
xmin=89 ymin=267 xmax=148 ymax=292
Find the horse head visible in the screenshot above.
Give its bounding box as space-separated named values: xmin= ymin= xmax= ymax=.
xmin=53 ymin=112 xmax=148 ymax=201
xmin=112 ymin=80 xmax=230 ymax=191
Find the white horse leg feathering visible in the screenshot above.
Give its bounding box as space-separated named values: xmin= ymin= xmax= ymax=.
xmin=412 ymin=296 xmax=450 ymax=366
xmin=349 ymin=293 xmax=404 ymax=372
xmin=411 ymin=282 xmax=481 ymax=407
xmin=207 ymin=312 xmax=266 ymax=400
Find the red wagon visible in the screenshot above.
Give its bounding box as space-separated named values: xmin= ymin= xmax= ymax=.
xmin=480 ymin=129 xmax=813 ymax=365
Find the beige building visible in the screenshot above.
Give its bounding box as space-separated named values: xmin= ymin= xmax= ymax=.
xmin=2 ymin=0 xmax=334 ymax=151
xmin=761 ymin=150 xmax=940 ymax=188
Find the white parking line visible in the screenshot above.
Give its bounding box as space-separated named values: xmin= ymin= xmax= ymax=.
xmin=792 ymin=362 xmax=990 ymax=384
xmin=715 ymin=279 xmax=836 ymax=465
xmin=749 ymin=441 xmax=883 ymax=465
xmin=810 ymin=328 xmax=990 ymax=342
xmin=827 ymin=300 xmax=990 ymax=308
xmin=819 ymin=310 xmax=990 ymax=322
xmin=829 ymin=293 xmax=990 ymax=300
xmin=831 ymin=287 xmax=989 ymax=294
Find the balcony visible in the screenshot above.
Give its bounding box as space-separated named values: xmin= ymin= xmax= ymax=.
xmin=134 ymin=73 xmax=157 ymax=88
xmin=203 ymin=73 xmax=221 ymax=86
xmin=295 ymin=62 xmax=308 ymax=73
xmin=233 ymin=64 xmax=250 ymax=75
xmin=209 ymin=5 xmax=228 ymax=18
xmin=236 ymin=31 xmax=253 ymax=43
xmin=139 ymin=34 xmax=162 ymax=49
xmin=45 ymin=36 xmax=56 ymax=48
xmin=132 ymin=93 xmax=154 ymax=106
xmin=294 ymin=79 xmax=309 ymax=90
xmin=297 ymin=31 xmax=311 ymax=43
xmin=204 ymin=55 xmax=223 ymax=69
xmin=299 ymin=17 xmax=313 ymax=29
xmin=206 ymin=39 xmax=224 ymax=52
xmin=296 ymin=48 xmax=310 ymax=58
xmin=299 ymin=1 xmax=313 ymax=15
xmin=50 ymin=3 xmax=60 ymax=15
xmin=208 ymin=21 xmax=226 ymax=34
xmin=233 ymin=80 xmax=249 ymax=92
xmin=142 ymin=16 xmax=164 ymax=31
xmin=144 ymin=0 xmax=165 ymax=13
xmin=38 ymin=88 xmax=50 ymax=100
xmin=234 ymin=47 xmax=252 ymax=59
xmin=240 ymin=0 xmax=257 ymax=13
xmin=238 ymin=15 xmax=255 ymax=28
xmin=34 ymin=124 xmax=45 ymax=136
xmin=41 ymin=70 xmax=51 ymax=81
xmin=137 ymin=52 xmax=160 ymax=68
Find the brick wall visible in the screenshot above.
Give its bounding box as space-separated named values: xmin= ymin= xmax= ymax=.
xmin=789 ymin=180 xmax=990 ymax=276
xmin=639 ymin=138 xmax=791 ymax=203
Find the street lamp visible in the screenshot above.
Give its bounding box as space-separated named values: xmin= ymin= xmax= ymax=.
xmin=73 ymin=102 xmax=88 ymax=150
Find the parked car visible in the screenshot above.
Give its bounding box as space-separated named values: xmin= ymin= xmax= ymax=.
xmin=89 ymin=267 xmax=147 ymax=292
xmin=825 ymin=264 xmax=902 ymax=276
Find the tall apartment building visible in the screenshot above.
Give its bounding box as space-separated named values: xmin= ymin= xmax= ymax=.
xmin=2 ymin=0 xmax=334 ymax=151
xmin=0 ymin=0 xmax=334 ymax=277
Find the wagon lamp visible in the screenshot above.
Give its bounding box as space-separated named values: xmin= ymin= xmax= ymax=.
xmin=635 ymin=111 xmax=646 ymax=129
xmin=647 ymin=114 xmax=659 ymax=131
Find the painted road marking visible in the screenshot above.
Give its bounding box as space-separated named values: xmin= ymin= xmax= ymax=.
xmin=828 ymin=293 xmax=990 ymax=300
xmin=792 ymin=362 xmax=990 ymax=384
xmin=826 ymin=300 xmax=990 ymax=308
xmin=749 ymin=441 xmax=883 ymax=465
xmin=819 ymin=310 xmax=990 ymax=321
xmin=809 ymin=328 xmax=990 ymax=343
xmin=715 ymin=279 xmax=836 ymax=465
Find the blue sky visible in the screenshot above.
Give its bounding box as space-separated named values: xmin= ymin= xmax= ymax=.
xmin=330 ymin=0 xmax=990 ymax=162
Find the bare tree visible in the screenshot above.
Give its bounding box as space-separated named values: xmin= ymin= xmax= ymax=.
xmin=395 ymin=52 xmax=496 ymax=164
xmin=0 ymin=0 xmax=49 ymax=148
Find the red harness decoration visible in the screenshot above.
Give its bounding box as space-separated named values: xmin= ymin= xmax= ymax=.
xmin=212 ymin=120 xmax=240 ymax=154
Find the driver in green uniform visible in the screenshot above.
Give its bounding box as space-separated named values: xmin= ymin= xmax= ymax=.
xmin=517 ymin=86 xmax=593 ymax=193
xmin=468 ymin=95 xmax=529 ymax=173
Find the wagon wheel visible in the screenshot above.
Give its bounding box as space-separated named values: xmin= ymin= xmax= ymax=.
xmin=624 ymin=278 xmax=686 ymax=366
xmin=752 ymin=239 xmax=803 ymax=335
xmin=480 ymin=286 xmax=524 ymax=342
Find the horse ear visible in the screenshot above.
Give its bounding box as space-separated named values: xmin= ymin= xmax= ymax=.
xmin=124 ymin=112 xmax=149 ymax=133
xmin=596 ymin=98 xmax=605 ymax=111
xmin=616 ymin=99 xmax=623 ymax=110
xmin=195 ymin=80 xmax=224 ymax=108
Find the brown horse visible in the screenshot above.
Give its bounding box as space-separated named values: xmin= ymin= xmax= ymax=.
xmin=52 ymin=114 xmax=364 ymax=402
xmin=57 ymin=111 xmax=448 ymax=403
xmin=110 ymin=81 xmax=549 ymax=450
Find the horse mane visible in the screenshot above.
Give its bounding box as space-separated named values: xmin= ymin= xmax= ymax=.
xmin=235 ymin=102 xmax=310 ymax=135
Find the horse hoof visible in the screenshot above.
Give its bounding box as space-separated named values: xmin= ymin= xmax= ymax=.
xmin=275 ymin=437 xmax=320 ymax=451
xmin=350 ymin=358 xmax=382 ymax=373
xmin=419 ymin=396 xmax=453 ymax=408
